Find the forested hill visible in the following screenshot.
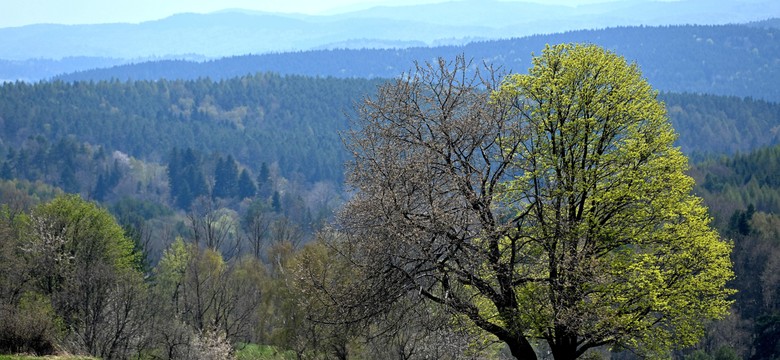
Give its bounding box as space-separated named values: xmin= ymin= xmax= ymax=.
xmin=1 ymin=74 xmax=778 ymax=189
xmin=663 ymin=93 xmax=780 ymax=157
xmin=0 ymin=74 xmax=382 ymax=185
xmin=56 ymin=23 xmax=780 ymax=102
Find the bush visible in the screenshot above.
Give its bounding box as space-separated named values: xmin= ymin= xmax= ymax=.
xmin=189 ymin=330 xmax=234 ymax=360
xmin=235 ymin=343 xmax=295 ymax=360
xmin=0 ymin=292 xmax=62 ymax=355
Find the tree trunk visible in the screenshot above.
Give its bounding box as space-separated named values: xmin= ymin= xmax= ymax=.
xmin=504 ymin=336 xmax=538 ymax=360
xmin=550 ymin=345 xmax=578 ymax=360
xmin=550 ymin=332 xmax=579 ymax=360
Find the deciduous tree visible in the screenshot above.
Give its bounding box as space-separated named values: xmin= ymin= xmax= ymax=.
xmin=23 ymin=195 xmax=146 ymax=358
xmin=340 ymin=46 xmax=734 ymax=359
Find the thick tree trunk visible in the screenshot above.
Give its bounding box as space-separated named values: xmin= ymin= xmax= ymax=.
xmin=504 ymin=336 xmax=538 ymax=360
xmin=550 ymin=344 xmax=578 ymax=360
xmin=550 ymin=332 xmax=579 ymax=360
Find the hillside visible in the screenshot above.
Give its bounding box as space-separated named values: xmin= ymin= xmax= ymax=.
xmin=0 ymin=74 xmax=382 ymax=186
xmin=664 ymin=93 xmax=780 ymax=157
xmin=1 ymin=74 xmax=778 ymax=193
xmin=687 ymin=144 xmax=780 ymax=359
xmin=54 ymin=23 xmax=780 ymax=102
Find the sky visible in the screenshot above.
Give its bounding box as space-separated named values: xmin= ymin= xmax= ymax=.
xmin=0 ymin=0 xmax=614 ymax=28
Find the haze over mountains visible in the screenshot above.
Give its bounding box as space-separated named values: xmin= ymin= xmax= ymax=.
xmin=25 ymin=23 xmax=774 ymax=104
xmin=1 ymin=0 xmax=778 ymax=62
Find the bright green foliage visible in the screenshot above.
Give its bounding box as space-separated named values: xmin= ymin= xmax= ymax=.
xmin=30 ymin=194 xmax=138 ymax=275
xmin=155 ymin=238 xmax=227 ymax=331
xmin=15 ymin=195 xmax=146 ymax=358
xmin=490 ymin=44 xmax=734 ymax=357
xmin=154 ymin=237 xmax=192 ymax=299
xmin=24 ymin=194 xmax=140 ymax=300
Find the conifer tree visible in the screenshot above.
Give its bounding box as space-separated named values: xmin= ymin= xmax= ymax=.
xmin=213 ymin=155 xmax=239 ymax=199
xmin=238 ymin=169 xmax=257 ymax=199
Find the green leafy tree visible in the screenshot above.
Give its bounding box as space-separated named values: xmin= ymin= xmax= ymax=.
xmin=27 ymin=195 xmax=138 ymax=293
xmin=341 ymin=46 xmax=734 ymax=360
xmin=23 ymin=194 xmax=146 ymax=358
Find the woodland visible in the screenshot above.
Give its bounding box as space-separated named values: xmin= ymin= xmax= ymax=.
xmin=0 ymin=23 xmax=779 ymax=360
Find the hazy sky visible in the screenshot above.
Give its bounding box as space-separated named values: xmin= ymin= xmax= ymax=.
xmin=0 ymin=0 xmax=616 ymax=28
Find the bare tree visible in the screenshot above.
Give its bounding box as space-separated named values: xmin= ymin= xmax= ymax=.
xmin=187 ymin=197 xmax=241 ymax=256
xmin=269 ymin=217 xmax=303 ymax=249
xmin=245 ymin=211 xmax=271 ymax=260
xmin=340 ymin=55 xmax=532 ymax=354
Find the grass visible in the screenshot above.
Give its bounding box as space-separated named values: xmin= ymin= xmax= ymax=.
xmin=0 ymin=356 xmax=98 ymax=360
xmin=1 ymin=343 xmax=291 ymax=360
xmin=235 ymin=343 xmax=296 ymax=360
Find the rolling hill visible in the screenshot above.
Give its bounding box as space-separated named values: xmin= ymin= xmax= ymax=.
xmin=53 ymin=23 xmax=780 ymax=102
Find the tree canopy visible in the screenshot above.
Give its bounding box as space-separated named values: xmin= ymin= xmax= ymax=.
xmin=17 ymin=195 xmax=144 ymax=357
xmin=339 ymin=44 xmax=734 ymax=359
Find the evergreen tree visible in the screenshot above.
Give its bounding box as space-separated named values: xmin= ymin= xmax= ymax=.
xmin=59 ymin=160 xmax=78 ymax=194
xmin=258 ymin=162 xmax=270 ymax=186
xmin=256 ymin=162 xmax=272 ymax=198
xmin=0 ymin=161 xmax=12 ymax=180
xmin=168 ymin=147 xmax=208 ymax=209
xmin=93 ymin=173 xmax=108 ymax=201
xmin=212 ymin=155 xmax=239 ymax=199
xmin=238 ymin=169 xmax=257 ymax=199
xmin=108 ymin=159 xmax=122 ymax=188
xmin=175 ymin=181 xmax=193 ymax=210
xmin=167 ymin=148 xmax=183 ymax=202
xmin=186 ymin=165 xmax=209 ymax=202
xmin=272 ymin=191 xmax=281 ymax=213
xmin=212 ymin=157 xmax=227 ymax=199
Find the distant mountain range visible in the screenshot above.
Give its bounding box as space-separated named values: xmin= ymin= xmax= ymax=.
xmin=1 ymin=0 xmax=778 ymax=63
xmin=50 ymin=23 xmax=780 ymax=103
